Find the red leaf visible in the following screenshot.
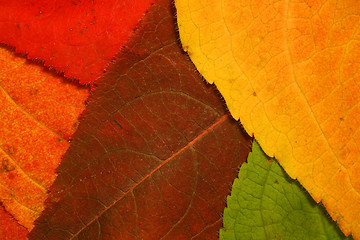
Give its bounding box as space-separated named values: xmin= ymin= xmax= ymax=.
xmin=29 ymin=0 xmax=251 ymax=239
xmin=0 ymin=0 xmax=154 ymax=85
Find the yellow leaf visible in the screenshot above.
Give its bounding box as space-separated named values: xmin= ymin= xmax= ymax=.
xmin=176 ymin=0 xmax=360 ymax=238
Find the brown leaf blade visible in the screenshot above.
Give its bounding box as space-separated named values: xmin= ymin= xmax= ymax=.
xmin=29 ymin=0 xmax=251 ymax=239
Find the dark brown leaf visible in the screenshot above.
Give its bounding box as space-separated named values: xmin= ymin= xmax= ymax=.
xmin=29 ymin=0 xmax=251 ymax=239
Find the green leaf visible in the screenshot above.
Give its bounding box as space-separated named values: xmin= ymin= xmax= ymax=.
xmin=221 ymin=141 xmax=352 ymax=240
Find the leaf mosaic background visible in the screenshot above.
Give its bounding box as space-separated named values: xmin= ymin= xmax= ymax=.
xmin=0 ymin=0 xmax=358 ymax=239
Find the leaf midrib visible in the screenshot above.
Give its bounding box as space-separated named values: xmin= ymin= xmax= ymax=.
xmin=70 ymin=113 xmax=230 ymax=239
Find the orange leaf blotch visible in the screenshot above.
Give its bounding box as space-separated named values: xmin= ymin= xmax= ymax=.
xmin=0 ymin=204 xmax=28 ymax=240
xmin=0 ymin=45 xmax=89 ymax=230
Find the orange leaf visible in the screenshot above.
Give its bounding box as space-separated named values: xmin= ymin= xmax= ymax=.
xmin=0 ymin=45 xmax=89 ymax=230
xmin=176 ymin=0 xmax=360 ymax=238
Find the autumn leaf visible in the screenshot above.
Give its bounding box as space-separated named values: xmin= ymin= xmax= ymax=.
xmin=0 ymin=44 xmax=89 ymax=231
xmin=0 ymin=0 xmax=155 ymax=85
xmin=27 ymin=0 xmax=251 ymax=239
xmin=176 ymin=0 xmax=360 ymax=238
xmin=221 ymin=141 xmax=351 ymax=240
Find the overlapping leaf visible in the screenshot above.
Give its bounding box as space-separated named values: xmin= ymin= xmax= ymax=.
xmin=221 ymin=141 xmax=351 ymax=240
xmin=29 ymin=0 xmax=251 ymax=239
xmin=0 ymin=45 xmax=89 ymax=231
xmin=175 ymin=0 xmax=360 ymax=237
xmin=0 ymin=0 xmax=154 ymax=85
